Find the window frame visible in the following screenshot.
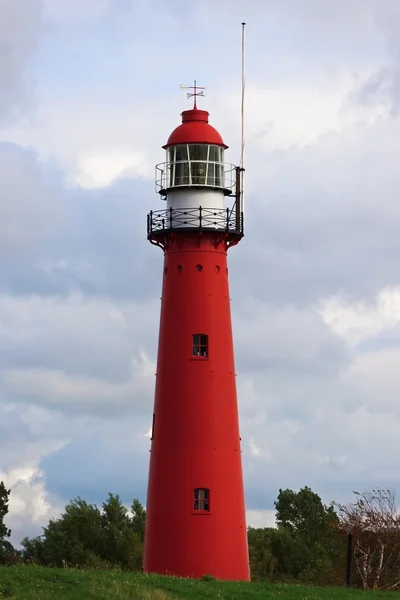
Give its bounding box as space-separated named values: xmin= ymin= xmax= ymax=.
xmin=193 ymin=488 xmax=210 ymax=514
xmin=165 ymin=144 xmax=225 ymax=188
xmin=192 ymin=333 xmax=209 ymax=359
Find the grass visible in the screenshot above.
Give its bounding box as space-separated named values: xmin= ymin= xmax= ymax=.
xmin=1 ymin=566 xmax=400 ymax=599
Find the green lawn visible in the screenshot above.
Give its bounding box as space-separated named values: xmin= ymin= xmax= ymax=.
xmin=1 ymin=566 xmax=400 ymax=599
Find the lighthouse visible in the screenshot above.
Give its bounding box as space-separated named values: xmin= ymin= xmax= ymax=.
xmin=143 ymin=84 xmax=250 ymax=581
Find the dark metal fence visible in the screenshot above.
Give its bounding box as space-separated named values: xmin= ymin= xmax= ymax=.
xmin=147 ymin=206 xmax=244 ymax=238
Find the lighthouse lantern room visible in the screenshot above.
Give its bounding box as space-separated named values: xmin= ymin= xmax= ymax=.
xmin=143 ymin=82 xmax=249 ymax=581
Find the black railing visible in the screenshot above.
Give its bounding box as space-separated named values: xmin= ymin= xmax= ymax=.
xmin=147 ymin=206 xmax=244 ymax=238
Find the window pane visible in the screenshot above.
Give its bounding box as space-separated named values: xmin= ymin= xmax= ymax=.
xmin=191 ymin=162 xmax=207 ymax=185
xmin=194 ymin=488 xmax=210 ymax=511
xmin=166 ymin=163 xmax=174 ymax=188
xmin=209 ymin=146 xmax=223 ymax=162
xmin=167 ymin=147 xmax=175 ymax=163
xmin=175 ymin=145 xmax=188 ymax=161
xmin=174 ymin=162 xmax=189 ymax=185
xmin=193 ymin=334 xmax=208 ymax=357
xmin=189 ymin=145 xmax=208 ymax=161
xmin=207 ymin=163 xmax=215 ymax=186
xmin=214 ymin=164 xmax=223 ymax=187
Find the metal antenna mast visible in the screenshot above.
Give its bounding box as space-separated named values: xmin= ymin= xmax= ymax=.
xmin=235 ymin=22 xmax=246 ymax=232
xmin=240 ymin=22 xmax=246 ymax=212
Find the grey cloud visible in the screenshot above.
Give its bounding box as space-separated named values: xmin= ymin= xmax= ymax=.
xmin=0 ymin=132 xmax=398 ymax=520
xmin=233 ymin=301 xmax=350 ymax=380
xmin=5 ymin=113 xmax=400 ymax=310
xmin=0 ymin=401 xmax=67 ymax=544
xmin=0 ymin=404 xmax=42 ymax=469
xmin=0 ymin=143 xmax=63 ymax=256
xmin=1 ymin=120 xmax=399 ymax=530
xmin=240 ymin=377 xmax=400 ymax=511
xmin=40 ymin=414 xmax=150 ymax=506
xmin=29 ymin=181 xmax=154 ymax=291
xmin=42 ymin=0 xmax=110 ymax=23
xmin=0 ymin=294 xmax=158 ymax=381
xmin=0 ymin=176 xmax=161 ymax=300
xmin=0 ymin=0 xmax=43 ymax=123
xmin=229 ymin=118 xmax=400 ymax=307
xmin=0 ymin=288 xmax=359 ymax=518
xmin=0 ymin=279 xmax=356 ymax=518
xmin=350 ymin=67 xmax=393 ymax=108
xmin=0 ymin=402 xmax=68 ymax=467
xmin=3 ymin=0 xmax=400 ymax=541
xmin=349 ymin=64 xmax=400 ymax=117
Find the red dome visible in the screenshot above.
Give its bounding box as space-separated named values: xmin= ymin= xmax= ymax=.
xmin=163 ymin=108 xmax=228 ymax=149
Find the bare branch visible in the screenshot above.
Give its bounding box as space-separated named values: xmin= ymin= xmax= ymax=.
xmin=335 ymin=489 xmax=400 ymax=590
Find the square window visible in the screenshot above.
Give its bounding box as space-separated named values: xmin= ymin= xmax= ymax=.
xmin=188 ymin=144 xmax=208 ymax=161
xmin=194 ymin=488 xmax=210 ymax=511
xmin=192 ymin=334 xmax=208 ymax=357
xmin=209 ymin=146 xmax=223 ymax=162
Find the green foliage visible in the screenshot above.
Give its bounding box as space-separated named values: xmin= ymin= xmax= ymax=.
xmin=0 ymin=482 xmax=15 ymax=564
xmin=275 ymin=486 xmax=339 ymax=537
xmin=22 ymin=485 xmax=397 ymax=590
xmin=0 ymin=565 xmax=398 ymax=600
xmin=131 ymin=498 xmax=146 ymax=543
xmin=0 ymin=483 xmax=11 ymax=541
xmin=247 ymin=486 xmax=346 ymax=585
xmin=0 ymin=481 xmax=11 ymax=543
xmin=247 ymin=527 xmax=278 ymax=580
xmin=21 ymin=494 xmax=145 ymax=571
xmin=20 ymin=536 xmax=50 ymax=566
xmin=99 ymin=493 xmax=143 ymax=570
xmin=19 ymin=485 xmax=348 ymax=585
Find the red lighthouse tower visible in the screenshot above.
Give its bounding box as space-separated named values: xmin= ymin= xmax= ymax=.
xmin=143 ymin=86 xmax=250 ymax=581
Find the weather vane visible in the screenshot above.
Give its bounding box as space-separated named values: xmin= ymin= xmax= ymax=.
xmin=179 ymin=80 xmax=206 ymax=108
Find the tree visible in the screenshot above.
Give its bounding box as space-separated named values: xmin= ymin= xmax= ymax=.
xmin=0 ymin=482 xmax=14 ymax=563
xmin=275 ymin=486 xmax=338 ymax=539
xmin=100 ymin=493 xmax=143 ymax=570
xmin=21 ymin=493 xmax=146 ymax=571
xmin=20 ymin=535 xmax=48 ymax=565
xmin=0 ymin=482 xmax=11 ymax=540
xmin=335 ymin=489 xmax=400 ymax=590
xmin=131 ymin=498 xmax=146 ymax=543
xmin=274 ymin=486 xmax=345 ymax=584
xmin=36 ymin=497 xmax=104 ymax=567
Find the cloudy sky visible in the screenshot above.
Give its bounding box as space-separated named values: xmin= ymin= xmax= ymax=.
xmin=2 ymin=0 xmax=400 ymax=545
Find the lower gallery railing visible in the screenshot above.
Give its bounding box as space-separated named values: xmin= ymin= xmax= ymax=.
xmin=147 ymin=206 xmax=244 ymax=237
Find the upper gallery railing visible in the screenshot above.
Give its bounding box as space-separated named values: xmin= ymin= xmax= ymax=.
xmin=155 ymin=161 xmax=236 ymax=195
